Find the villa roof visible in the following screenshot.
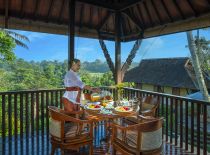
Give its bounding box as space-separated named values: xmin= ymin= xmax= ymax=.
xmin=123 ymin=57 xmax=210 ymax=89
xmin=0 ymin=0 xmax=210 ymax=41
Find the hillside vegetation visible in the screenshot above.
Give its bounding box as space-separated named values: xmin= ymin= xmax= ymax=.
xmin=0 ymin=59 xmax=138 ymax=91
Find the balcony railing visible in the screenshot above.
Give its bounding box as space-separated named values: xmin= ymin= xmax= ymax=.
xmin=120 ymin=87 xmax=210 ymax=155
xmin=0 ymin=87 xmax=210 ymax=155
xmin=0 ymin=89 xmax=65 ymax=154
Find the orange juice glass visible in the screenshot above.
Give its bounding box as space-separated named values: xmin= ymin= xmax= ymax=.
xmin=91 ymin=95 xmax=100 ymax=102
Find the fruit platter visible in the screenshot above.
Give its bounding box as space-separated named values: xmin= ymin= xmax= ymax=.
xmin=114 ymin=106 xmax=133 ymax=114
xmin=87 ymin=104 xmax=101 ymax=109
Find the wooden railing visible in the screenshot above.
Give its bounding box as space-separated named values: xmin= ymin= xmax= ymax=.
xmin=1 ymin=87 xmax=210 ymax=154
xmin=0 ymin=89 xmax=65 ymax=155
xmin=118 ymin=87 xmax=210 ymax=155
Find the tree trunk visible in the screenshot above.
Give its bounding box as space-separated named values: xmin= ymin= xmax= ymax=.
xmin=186 ymin=31 xmax=209 ymax=101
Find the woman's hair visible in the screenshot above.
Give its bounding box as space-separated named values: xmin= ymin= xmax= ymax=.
xmin=70 ymin=58 xmax=80 ymax=67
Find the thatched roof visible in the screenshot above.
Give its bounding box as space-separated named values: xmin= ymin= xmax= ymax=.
xmin=123 ymin=57 xmax=203 ymax=89
xmin=0 ymin=0 xmax=210 ymax=41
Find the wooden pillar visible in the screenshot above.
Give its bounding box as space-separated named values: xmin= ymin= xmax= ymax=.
xmin=115 ymin=11 xmax=121 ymax=84
xmin=68 ymin=0 xmax=75 ymax=69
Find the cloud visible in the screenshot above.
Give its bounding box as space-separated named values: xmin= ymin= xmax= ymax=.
xmin=13 ymin=30 xmax=49 ymax=42
xmin=48 ymin=50 xmax=67 ymax=61
xmin=26 ymin=33 xmax=49 ymax=42
xmin=76 ymin=46 xmax=94 ymax=53
xmin=144 ymin=37 xmax=164 ymax=49
xmin=75 ymin=46 xmax=105 ymax=61
xmin=137 ymin=37 xmax=164 ymax=57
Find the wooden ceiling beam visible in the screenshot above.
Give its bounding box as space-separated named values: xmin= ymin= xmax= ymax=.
xmin=4 ymin=0 xmax=8 ymax=28
xmin=151 ymin=0 xmax=163 ymax=25
xmin=47 ymin=0 xmax=54 ymax=22
xmin=2 ymin=12 xmax=210 ymax=42
xmin=76 ymin=0 xmax=116 ymax=11
xmin=130 ymin=7 xmax=145 ymax=29
xmin=33 ymin=0 xmax=40 ymax=19
xmin=123 ymin=10 xmax=143 ymax=30
xmin=121 ymin=16 xmax=126 ymax=38
xmin=186 ymin=0 xmax=198 ymax=17
xmin=173 ymin=0 xmax=185 ymax=19
xmin=143 ymin=1 xmax=154 ymax=27
xmin=126 ymin=15 xmax=132 ymax=34
xmin=97 ymin=12 xmax=112 ymax=30
xmin=20 ymin=0 xmax=25 ymax=18
xmin=120 ymin=0 xmax=143 ymax=11
xmin=79 ymin=3 xmax=84 ymax=29
xmin=136 ymin=4 xmax=146 ymax=28
xmin=161 ymin=0 xmax=173 ymax=22
xmin=88 ymin=5 xmax=92 ymax=28
xmin=58 ymin=0 xmax=65 ymax=23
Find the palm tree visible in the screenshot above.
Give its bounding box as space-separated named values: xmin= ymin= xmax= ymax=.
xmin=186 ymin=31 xmax=209 ymax=102
xmin=0 ymin=28 xmax=30 ymax=49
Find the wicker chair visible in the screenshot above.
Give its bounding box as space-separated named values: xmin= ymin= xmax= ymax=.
xmin=48 ymin=106 xmax=93 ymax=155
xmin=112 ymin=116 xmax=163 ymax=155
xmin=140 ymin=96 xmax=160 ymax=117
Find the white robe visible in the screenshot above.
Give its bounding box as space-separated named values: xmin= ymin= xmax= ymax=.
xmin=63 ymin=69 xmax=85 ymax=104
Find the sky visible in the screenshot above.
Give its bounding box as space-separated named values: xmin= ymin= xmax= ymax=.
xmin=14 ymin=29 xmax=210 ymax=63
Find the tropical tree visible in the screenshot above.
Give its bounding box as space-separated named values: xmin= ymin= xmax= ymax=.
xmin=0 ymin=28 xmax=29 ymax=62
xmin=0 ymin=30 xmax=16 ymax=61
xmin=186 ymin=31 xmax=209 ymax=101
xmin=194 ymin=35 xmax=210 ymax=76
xmin=0 ymin=28 xmax=29 ymax=49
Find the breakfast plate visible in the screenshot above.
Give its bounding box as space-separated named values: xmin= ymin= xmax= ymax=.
xmin=86 ymin=104 xmax=101 ymax=110
xmin=114 ymin=106 xmax=133 ymax=113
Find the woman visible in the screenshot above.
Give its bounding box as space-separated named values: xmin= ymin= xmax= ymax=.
xmin=62 ymin=59 xmax=100 ymax=112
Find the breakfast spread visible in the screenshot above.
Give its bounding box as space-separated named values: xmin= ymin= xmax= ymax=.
xmin=83 ymin=91 xmax=134 ymax=115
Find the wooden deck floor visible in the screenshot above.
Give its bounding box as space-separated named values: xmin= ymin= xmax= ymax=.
xmin=2 ymin=124 xmax=197 ymax=155
xmin=63 ymin=141 xmax=196 ymax=155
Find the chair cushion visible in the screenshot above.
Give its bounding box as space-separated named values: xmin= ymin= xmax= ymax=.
xmin=141 ymin=128 xmax=162 ymax=151
xmin=65 ymin=122 xmax=88 ymax=136
xmin=114 ymin=117 xmax=140 ymax=146
xmin=64 ymin=122 xmax=90 ymax=143
xmin=126 ymin=128 xmax=162 ymax=151
xmin=116 ymin=128 xmax=123 ymax=140
xmin=126 ymin=130 xmax=138 ymax=147
xmin=50 ymin=119 xmax=89 ymax=142
xmin=141 ymin=103 xmax=154 ymax=111
xmin=49 ymin=118 xmax=61 ymax=138
xmin=119 ymin=128 xmax=162 ymax=151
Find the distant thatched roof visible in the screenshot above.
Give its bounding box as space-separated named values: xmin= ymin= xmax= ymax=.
xmin=123 ymin=57 xmax=208 ymax=89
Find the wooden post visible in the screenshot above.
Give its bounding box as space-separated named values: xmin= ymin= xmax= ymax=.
xmin=115 ymin=11 xmax=121 ymax=84
xmin=68 ymin=0 xmax=75 ymax=69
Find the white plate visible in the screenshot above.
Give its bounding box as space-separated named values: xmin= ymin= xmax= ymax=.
xmin=86 ymin=104 xmax=102 ymax=110
xmin=86 ymin=106 xmax=101 ymax=110
xmin=114 ymin=106 xmax=133 ymax=112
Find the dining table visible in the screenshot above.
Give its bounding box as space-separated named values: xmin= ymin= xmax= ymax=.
xmin=80 ymin=102 xmax=138 ymax=154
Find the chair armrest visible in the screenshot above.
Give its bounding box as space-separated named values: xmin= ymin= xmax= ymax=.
xmin=138 ymin=115 xmax=155 ymax=120
xmin=141 ymin=109 xmax=153 ymax=113
xmin=51 ymin=108 xmax=92 ymax=124
xmin=112 ymin=122 xmax=128 ymax=130
xmin=112 ymin=121 xmax=143 ymax=131
xmin=112 ymin=117 xmax=161 ymax=131
xmin=61 ymin=109 xmax=84 ymax=115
